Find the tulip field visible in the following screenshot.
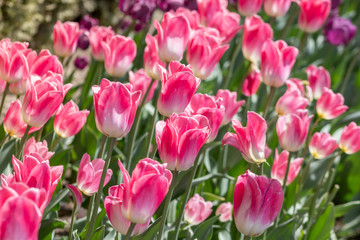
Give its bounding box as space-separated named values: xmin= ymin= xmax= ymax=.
xmin=0 ymin=0 xmax=360 ymax=239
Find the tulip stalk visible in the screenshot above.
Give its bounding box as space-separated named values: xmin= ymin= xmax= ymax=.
xmin=222 ymin=35 xmax=242 ymax=89
xmin=124 ymin=222 xmax=136 ymax=240
xmin=17 ymin=125 xmax=31 ymax=158
xmin=145 ymin=97 xmax=160 ymax=158
xmin=263 ymin=87 xmax=276 ymax=119
xmin=0 ymin=82 xmax=9 ymax=117
xmin=98 ymin=135 xmax=107 ymax=158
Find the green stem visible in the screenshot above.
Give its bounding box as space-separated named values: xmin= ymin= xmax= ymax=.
xmin=36 ymin=126 xmax=44 ymax=141
xmin=222 ymin=35 xmax=243 ymax=89
xmin=86 ymin=195 xmax=95 ymax=222
xmin=157 ymin=171 xmax=179 ymax=240
xmin=85 ymin=138 xmax=116 ymax=240
xmin=262 ymin=87 xmax=276 ymax=119
xmin=51 ymin=134 xmax=61 ymax=151
xmin=280 ymin=11 xmax=298 ymax=39
xmin=17 ymin=125 xmax=31 ymax=158
xmin=98 ymin=135 xmax=107 ymax=158
xmin=69 ymin=203 xmax=77 ymax=240
xmin=0 ymin=133 xmax=9 ymax=147
xmin=298 ymin=32 xmax=308 ymax=53
xmin=339 ymin=48 xmax=360 ymax=94
xmin=145 ymin=103 xmax=159 ymax=158
xmin=244 ymin=235 xmax=252 ymax=240
xmin=0 ymin=82 xmax=9 ymax=117
xmin=124 ymin=222 xmax=136 ymax=240
xmin=236 ymin=62 xmax=252 ymax=98
xmin=302 ymin=117 xmax=321 ymax=159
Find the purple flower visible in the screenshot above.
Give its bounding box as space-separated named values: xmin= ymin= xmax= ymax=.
xmin=324 ymin=15 xmax=357 ymax=46
xmin=77 ymin=32 xmax=90 ymax=50
xmin=80 ymin=15 xmax=99 ymax=30
xmin=74 ymin=56 xmax=89 ymax=70
xmin=331 ymin=0 xmax=342 ymax=10
xmin=119 ymin=0 xmax=157 ymax=23
xmin=184 ymin=0 xmax=197 ymax=10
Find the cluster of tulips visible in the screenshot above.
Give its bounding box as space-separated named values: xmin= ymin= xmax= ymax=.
xmin=0 ymin=0 xmax=359 ymax=239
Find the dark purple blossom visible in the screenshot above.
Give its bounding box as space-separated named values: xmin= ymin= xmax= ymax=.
xmin=118 ymin=0 xmax=157 ymax=23
xmin=80 ymin=15 xmax=99 ymax=30
xmin=74 ymin=56 xmax=89 ymax=70
xmin=331 ymin=0 xmax=342 ymax=10
xmin=77 ymin=32 xmax=90 ymax=50
xmin=324 ymin=15 xmax=357 ymax=46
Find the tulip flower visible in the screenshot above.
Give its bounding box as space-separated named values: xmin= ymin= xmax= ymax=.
xmin=174 ymin=7 xmax=200 ymax=30
xmin=223 ymin=112 xmax=267 ymax=164
xmin=234 ymin=170 xmax=283 ymax=237
xmin=261 ymin=40 xmax=299 ymax=88
xmin=21 ymin=72 xmax=71 ymax=128
xmin=129 ymin=69 xmax=158 ymax=103
xmin=287 ymin=78 xmax=313 ymax=101
xmin=339 ymin=122 xmax=360 ymax=154
xmin=237 ymin=0 xmax=262 ymax=17
xmin=324 ymin=15 xmax=357 ymax=46
xmin=309 ymin=132 xmax=338 ymax=159
xmin=242 ymin=16 xmax=273 ymax=63
xmin=76 ymin=153 xmax=113 ymax=196
xmin=216 ymin=89 xmax=245 ymax=125
xmin=3 ymin=100 xmax=39 ymax=138
xmin=276 ymin=110 xmax=312 ymax=152
xmin=92 ymin=79 xmax=141 ymax=138
xmin=53 ymin=21 xmax=81 ymax=57
xmin=105 ymin=185 xmax=150 ymax=236
xmin=117 ymin=158 xmax=172 ymax=224
xmin=144 ymin=34 xmax=166 ymax=80
xmin=186 ymin=28 xmax=229 ymax=79
xmin=316 ymin=88 xmax=348 ymax=120
xmin=271 ymin=149 xmax=303 ymax=185
xmin=89 ymin=26 xmax=115 ymax=61
xmin=185 ymin=93 xmax=225 ymax=142
xmin=275 ymin=89 xmax=308 ymax=116
xmin=102 ymin=35 xmax=137 ymax=77
xmin=156 ymin=114 xmax=210 ymax=171
xmin=208 ymin=10 xmax=242 ymax=44
xmin=30 ymin=49 xmax=63 ymax=77
xmin=74 ymin=56 xmax=89 ymax=70
xmin=264 ymin=0 xmax=292 ymax=17
xmin=297 ymin=0 xmax=331 ymax=33
xmin=54 ymin=101 xmax=89 ymax=138
xmin=184 ymin=194 xmax=212 ymax=225
xmin=197 ymin=0 xmax=228 ymax=25
xmin=153 ymin=12 xmax=191 ymax=62
xmin=216 ymin=202 xmax=233 ymax=222
xmin=157 ymin=61 xmax=200 ymax=117
xmin=66 ymin=185 xmax=83 ymax=213
xmin=306 ymin=65 xmax=331 ymax=100
xmin=242 ymin=68 xmax=261 ymax=97
xmin=23 ymin=137 xmax=54 ymax=161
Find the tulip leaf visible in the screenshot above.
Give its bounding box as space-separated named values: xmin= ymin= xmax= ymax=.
xmin=38 ymin=218 xmax=66 ymax=240
xmin=133 ymin=217 xmax=161 ymax=240
xmin=267 ymin=218 xmax=295 ymax=240
xmin=335 ymin=201 xmax=360 ymax=217
xmin=0 ymin=139 xmax=15 ymax=174
xmin=192 ymin=215 xmax=220 ymax=240
xmin=43 ymin=188 xmax=70 ymax=217
xmin=309 ymin=203 xmax=335 ymax=240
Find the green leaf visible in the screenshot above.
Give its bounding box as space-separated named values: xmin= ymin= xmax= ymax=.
xmin=335 ymin=201 xmax=360 ymax=217
xmin=38 ymin=218 xmax=66 ymax=240
xmin=0 ymin=139 xmax=15 ymax=174
xmin=133 ymin=217 xmax=162 ymax=240
xmin=192 ymin=215 xmax=220 ymax=240
xmin=309 ymin=203 xmax=335 ymax=240
xmin=43 ymin=188 xmax=69 ymax=216
xmin=267 ymin=218 xmax=295 ymax=240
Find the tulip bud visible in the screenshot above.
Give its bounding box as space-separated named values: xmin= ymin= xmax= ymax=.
xmin=77 ymin=31 xmax=90 ymax=50
xmin=208 ymin=10 xmax=242 ymax=44
xmin=275 ymin=89 xmax=308 ymax=116
xmin=298 ymin=0 xmax=331 ymax=33
xmin=144 ymin=34 xmax=166 ymax=80
xmin=216 ymin=89 xmax=245 ymax=125
xmin=242 ymin=69 xmax=261 ymax=97
xmin=89 ymin=26 xmax=114 ymax=61
xmin=306 ymin=65 xmax=331 ymax=100
xmin=23 ymin=137 xmax=54 ymax=161
xmin=53 ymin=21 xmax=81 ymax=57
xmin=216 ymin=202 xmax=233 ymax=222
xmin=339 ymin=122 xmax=360 ymax=154
xmin=197 ymin=0 xmax=228 ymax=25
xmin=309 ymin=132 xmax=338 ymax=159
xmin=184 ymin=194 xmax=213 ymax=225
xmin=129 ymin=69 xmax=158 ymax=103
xmin=237 ymin=0 xmax=262 ymax=17
xmin=80 ymin=15 xmax=99 ymax=30
xmin=74 ymin=56 xmax=89 ymax=70
xmin=316 ymin=88 xmax=348 ymax=120
xmin=271 ymin=149 xmax=303 ymax=185
xmin=264 ymin=0 xmax=292 ymax=17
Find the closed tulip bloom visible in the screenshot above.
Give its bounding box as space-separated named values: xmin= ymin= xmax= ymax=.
xmin=275 ymin=89 xmax=308 ymax=116
xmin=129 ymin=69 xmax=158 ymax=103
xmin=271 ymin=149 xmax=303 ymax=185
xmin=339 ymin=122 xmax=360 ymax=154
xmin=216 ymin=89 xmax=245 ymax=125
xmin=316 ymin=88 xmax=348 ymax=120
xmin=223 ymin=112 xmax=267 ymax=164
xmin=309 ymin=132 xmax=338 ymax=159
xmin=76 ymin=153 xmax=113 ymax=196
xmin=89 ymin=26 xmax=115 ymax=61
xmin=216 ymin=202 xmax=233 ymax=222
xmin=242 ymin=69 xmax=261 ymax=97
xmin=174 ymin=7 xmax=200 ymax=30
xmin=298 ymin=0 xmax=331 ymax=33
xmin=184 ymin=194 xmax=212 ymax=225
xmin=208 ymin=10 xmax=242 ymax=44
xmin=238 ymin=0 xmax=262 ymax=17
xmin=264 ymin=0 xmax=292 ymax=17
xmin=118 ymin=158 xmax=172 ymax=224
xmin=23 ymin=137 xmax=54 ymax=161
xmin=156 ymin=114 xmax=210 ymax=171
xmin=54 ymin=101 xmax=89 ymax=138
xmin=102 ymin=35 xmax=137 ymax=77
xmin=92 ymin=79 xmax=141 ymax=138
xmin=153 ymin=12 xmax=191 ymax=62
xmin=53 ymin=21 xmax=81 ymax=57
xmin=234 ymin=170 xmax=283 ymax=237
xmin=242 ymin=16 xmax=273 ymax=63
xmin=144 ymin=34 xmax=166 ymax=80
xmin=287 ymin=78 xmax=313 ymax=101
xmin=3 ymin=100 xmax=39 ymax=138
xmin=306 ymin=65 xmax=331 ymax=100
xmin=157 ymin=61 xmax=200 ymax=117
xmin=30 ymin=49 xmax=63 ymax=77
xmin=261 ymin=40 xmax=299 ymax=88
xmin=197 ymin=0 xmax=228 ymax=25
xmin=276 ymin=110 xmax=312 ymax=152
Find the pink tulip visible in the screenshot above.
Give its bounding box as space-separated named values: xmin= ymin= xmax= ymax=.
xmin=105 ymin=185 xmax=150 ymax=236
xmin=309 ymin=132 xmax=338 ymax=159
xmin=197 ymin=0 xmax=228 ymax=25
xmin=316 ymin=88 xmax=348 ymax=120
xmin=185 ymin=93 xmax=225 ymax=142
xmin=156 ymin=113 xmax=210 ymax=171
xmin=174 ymin=7 xmax=200 ymax=31
xmin=339 ymin=122 xmax=360 ymax=154
xmin=208 ymin=10 xmax=242 ymax=44
xmin=306 ymin=65 xmax=331 ymax=100
xmin=54 ymin=101 xmax=90 ymax=138
xmin=66 ymin=185 xmax=83 ymax=213
xmin=129 ymin=69 xmax=158 ymax=103
xmin=238 ymin=0 xmax=262 ymax=17
xmin=216 ymin=202 xmax=233 ymax=222
xmin=118 ymin=158 xmax=172 ymax=224
xmin=297 ymin=0 xmax=331 ymax=33
xmin=184 ymin=194 xmax=212 ymax=225
xmin=222 ymin=112 xmax=267 ymax=164
xmin=275 ymin=89 xmax=308 ymax=116
xmin=3 ymin=100 xmax=39 ymax=138
xmin=157 ymin=61 xmax=200 ymax=117
xmin=261 ymin=40 xmax=299 ymax=87
xmin=21 ymin=71 xmax=71 ymax=128
xmin=265 ymin=145 xmax=272 ymax=159
xmin=144 ymin=34 xmax=166 ymax=80
xmin=187 ymin=28 xmax=229 ymax=79
xmin=153 ymin=12 xmax=191 ymax=62
xmin=276 ymin=110 xmax=312 ymax=152
xmin=53 ymin=21 xmax=81 ymax=57
xmin=102 ymin=35 xmax=136 ymax=77
xmin=23 ymin=137 xmax=54 ymax=161
xmin=271 ymin=149 xmax=303 ymax=185
xmin=0 ymin=79 xmax=6 ymax=93
xmin=30 ymin=49 xmax=63 ymax=77
xmin=89 ymin=26 xmax=115 ymax=61
xmin=76 ymin=153 xmax=113 ymax=196
xmin=242 ymin=68 xmax=261 ymax=97
xmin=216 ymin=89 xmax=245 ymax=125
xmin=264 ymin=0 xmax=292 ymax=17
xmin=92 ymin=78 xmax=141 ymax=138
xmin=287 ymin=78 xmax=313 ymax=101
